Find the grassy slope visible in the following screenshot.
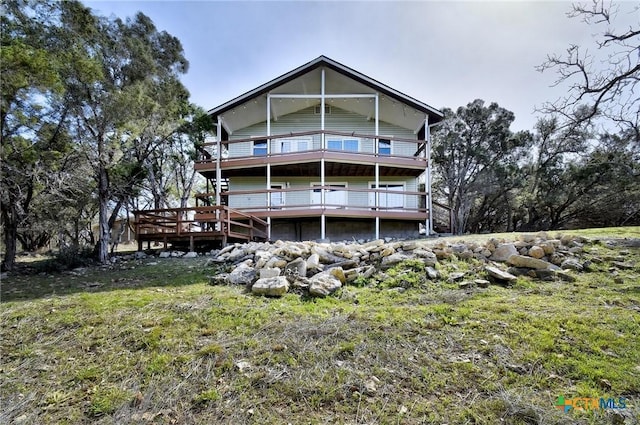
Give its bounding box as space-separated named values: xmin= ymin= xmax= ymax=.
xmin=1 ymin=228 xmax=639 ymax=424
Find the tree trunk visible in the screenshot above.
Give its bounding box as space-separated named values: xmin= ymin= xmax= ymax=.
xmin=97 ymin=164 xmax=110 ymax=264
xmin=1 ymin=207 xmax=18 ymax=271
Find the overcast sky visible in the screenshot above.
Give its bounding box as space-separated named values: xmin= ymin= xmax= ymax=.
xmin=85 ymin=0 xmax=637 ymax=132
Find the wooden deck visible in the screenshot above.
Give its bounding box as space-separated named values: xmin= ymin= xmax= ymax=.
xmin=134 ymin=206 xmax=268 ymax=251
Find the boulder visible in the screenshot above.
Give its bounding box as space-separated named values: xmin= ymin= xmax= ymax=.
xmin=490 ymin=244 xmax=518 ymax=262
xmin=228 ymin=263 xmax=257 ymax=285
xmin=413 ymin=249 xmax=438 ymax=266
xmin=380 ymin=253 xmax=410 ymax=269
xmin=528 ymin=246 xmax=545 ymax=259
xmin=485 ymin=266 xmax=517 ymax=282
xmin=507 ymin=254 xmax=559 ymax=270
xmin=560 ymin=258 xmax=584 ymax=272
xmin=309 ymin=272 xmax=342 ymax=297
xmin=159 ymin=251 xmax=171 ymax=258
xmin=183 ymin=251 xmax=198 ymax=259
xmin=306 ymin=253 xmax=322 ymax=274
xmin=259 ymin=267 xmax=281 ymax=279
xmin=251 ymin=276 xmax=289 ymax=297
xmin=284 ymin=257 xmax=307 ymax=282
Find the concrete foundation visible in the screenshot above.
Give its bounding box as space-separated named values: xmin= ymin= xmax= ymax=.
xmin=270 ymin=217 xmax=421 ymax=242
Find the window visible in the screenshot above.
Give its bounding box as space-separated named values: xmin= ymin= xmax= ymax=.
xmin=253 ymin=139 xmax=267 ymax=156
xmin=311 ymin=183 xmax=347 ymax=208
xmin=378 ymin=139 xmax=391 ymax=155
xmin=327 ymin=138 xmax=359 ymax=152
xmin=278 ymin=137 xmax=310 ymax=153
xmin=270 ymin=183 xmax=285 ymax=208
xmin=369 ymin=183 xmax=404 ymax=209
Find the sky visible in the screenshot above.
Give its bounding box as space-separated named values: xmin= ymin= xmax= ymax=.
xmin=84 ymin=0 xmax=638 ymax=132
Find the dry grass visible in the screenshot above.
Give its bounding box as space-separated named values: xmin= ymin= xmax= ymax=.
xmin=1 ymin=228 xmax=639 ymax=424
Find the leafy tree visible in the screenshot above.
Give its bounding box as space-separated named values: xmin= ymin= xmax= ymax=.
xmin=62 ymin=8 xmax=190 ymax=263
xmin=431 ymin=99 xmax=530 ymax=234
xmin=538 ymin=0 xmax=639 ymax=140
xmin=1 ymin=1 xmax=191 ymax=268
xmin=0 ymin=0 xmax=96 ymax=270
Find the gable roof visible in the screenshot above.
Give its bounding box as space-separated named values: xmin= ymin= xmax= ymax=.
xmin=208 ymin=56 xmax=443 ymax=135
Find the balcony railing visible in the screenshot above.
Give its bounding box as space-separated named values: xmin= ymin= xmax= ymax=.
xmin=195 ymin=130 xmax=428 ymax=167
xmin=215 ymin=186 xmax=429 ymax=220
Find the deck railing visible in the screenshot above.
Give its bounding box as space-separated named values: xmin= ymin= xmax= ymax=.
xmin=196 ymin=130 xmax=428 ymax=164
xmin=134 ymin=206 xmax=268 ymax=248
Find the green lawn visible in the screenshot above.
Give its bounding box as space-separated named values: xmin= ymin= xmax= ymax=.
xmin=1 ymin=228 xmax=639 ymax=424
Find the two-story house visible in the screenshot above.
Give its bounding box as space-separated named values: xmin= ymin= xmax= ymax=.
xmin=135 ymin=56 xmax=444 ymax=249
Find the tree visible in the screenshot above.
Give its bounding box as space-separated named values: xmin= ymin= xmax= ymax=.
xmin=0 ymin=0 xmax=96 ymax=270
xmin=62 ymin=8 xmax=190 ymax=263
xmin=516 ymin=117 xmax=590 ymax=230
xmin=538 ymin=0 xmax=639 ymax=140
xmin=431 ymin=99 xmax=530 ymax=234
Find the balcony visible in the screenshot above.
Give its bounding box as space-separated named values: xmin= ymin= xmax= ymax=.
xmin=195 ymin=130 xmax=428 ymax=178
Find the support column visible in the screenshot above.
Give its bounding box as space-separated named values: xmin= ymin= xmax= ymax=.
xmin=425 ymin=115 xmax=432 ymax=236
xmin=267 ymin=94 xmax=272 ymax=240
xmin=216 ymin=117 xmax=222 ymax=232
xmin=374 ymin=93 xmax=380 ymax=240
xmin=216 ymin=117 xmax=222 ymax=207
xmin=320 ymin=68 xmax=326 ymax=240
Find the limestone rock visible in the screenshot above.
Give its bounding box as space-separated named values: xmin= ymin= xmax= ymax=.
xmin=528 ymin=246 xmax=545 ymax=259
xmin=259 ymin=267 xmax=281 ymax=279
xmin=252 ymin=276 xmax=289 ymax=297
xmin=183 ymin=251 xmax=198 ymax=259
xmin=449 ymin=272 xmax=466 ymax=282
xmin=507 ymin=254 xmax=559 ymax=270
xmin=425 ymin=266 xmax=439 ymax=280
xmin=159 ymin=251 xmax=171 ymax=258
xmin=474 ymin=279 xmax=490 ymax=288
xmin=284 ymin=257 xmax=307 ymax=282
xmin=380 ymin=253 xmax=409 ymax=269
xmin=485 ymin=266 xmax=517 ymax=282
xmin=490 ymin=244 xmax=518 ymax=262
xmin=306 ymin=253 xmax=322 ymax=274
xmin=209 ymin=273 xmax=230 ymax=285
xmin=228 ymin=263 xmax=257 ymax=285
xmin=327 ymin=267 xmax=347 ymax=284
xmin=413 ymin=249 xmax=437 ymax=266
xmin=560 ymin=258 xmax=583 ymax=272
xmin=309 ymin=272 xmax=342 ymax=297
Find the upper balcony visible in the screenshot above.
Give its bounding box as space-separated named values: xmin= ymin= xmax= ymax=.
xmin=195 ymin=130 xmax=429 ymax=178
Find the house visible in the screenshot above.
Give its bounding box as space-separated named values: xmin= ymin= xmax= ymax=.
xmin=134 ymin=56 xmax=444 ymax=249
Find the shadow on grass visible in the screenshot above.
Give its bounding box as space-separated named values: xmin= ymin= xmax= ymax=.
xmin=1 ymin=255 xmax=220 ymax=302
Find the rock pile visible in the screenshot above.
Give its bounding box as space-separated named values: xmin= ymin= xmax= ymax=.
xmin=203 ymin=232 xmax=630 ymax=297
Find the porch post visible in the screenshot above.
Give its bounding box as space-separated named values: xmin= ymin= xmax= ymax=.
xmin=374 ymin=92 xmax=380 ymax=240
xmin=216 ymin=117 xmax=222 ymax=207
xmin=320 ymin=68 xmax=326 ymax=240
xmin=266 ymin=94 xmax=272 ymax=240
xmin=216 ymin=117 xmax=222 ymax=231
xmin=425 ymin=114 xmax=433 ymax=236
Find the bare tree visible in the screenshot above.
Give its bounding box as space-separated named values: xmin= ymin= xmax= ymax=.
xmin=537 ymin=0 xmax=639 ymax=140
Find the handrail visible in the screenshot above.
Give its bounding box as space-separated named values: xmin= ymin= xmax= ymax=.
xmin=201 ymin=130 xmax=427 ymax=147
xmin=133 ymin=206 xmax=268 ymax=242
